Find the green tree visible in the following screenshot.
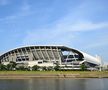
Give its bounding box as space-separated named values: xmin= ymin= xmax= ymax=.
xmin=6 ymin=64 xmax=12 ymax=70
xmin=32 ymin=65 xmax=40 ymax=71
xmin=0 ymin=64 xmax=7 ymax=71
xmin=10 ymin=61 xmax=17 ymax=68
xmin=47 ymin=66 xmax=54 ymax=71
xmin=42 ymin=66 xmax=47 ymax=71
xmin=80 ymin=64 xmax=87 ymax=71
xmin=54 ymin=63 xmax=60 ymax=71
xmin=6 ymin=61 xmax=17 ymax=70
xmin=16 ymin=66 xmax=27 ymax=71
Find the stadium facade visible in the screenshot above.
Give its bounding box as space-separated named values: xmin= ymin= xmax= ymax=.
xmin=0 ymin=46 xmax=101 ymax=70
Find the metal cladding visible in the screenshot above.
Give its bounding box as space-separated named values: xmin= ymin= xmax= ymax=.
xmin=0 ymin=45 xmax=100 ymax=67
xmin=81 ymin=52 xmax=100 ymax=65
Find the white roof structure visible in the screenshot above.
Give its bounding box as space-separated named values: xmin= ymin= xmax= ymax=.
xmin=0 ymin=45 xmax=101 ymax=67
xmin=81 ymin=51 xmax=100 ymax=65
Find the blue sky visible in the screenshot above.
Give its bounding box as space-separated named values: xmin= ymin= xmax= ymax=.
xmin=0 ymin=0 xmax=108 ymax=63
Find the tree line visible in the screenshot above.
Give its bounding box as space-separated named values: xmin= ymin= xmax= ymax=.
xmin=0 ymin=61 xmax=61 ymax=71
xmin=0 ymin=61 xmax=87 ymax=71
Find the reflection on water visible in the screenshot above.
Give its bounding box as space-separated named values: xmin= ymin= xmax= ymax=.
xmin=0 ymin=78 xmax=108 ymax=90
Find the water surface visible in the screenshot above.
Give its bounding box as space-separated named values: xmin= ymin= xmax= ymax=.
xmin=0 ymin=78 xmax=108 ymax=90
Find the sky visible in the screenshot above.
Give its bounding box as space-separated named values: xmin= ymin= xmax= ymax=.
xmin=0 ymin=0 xmax=108 ymax=63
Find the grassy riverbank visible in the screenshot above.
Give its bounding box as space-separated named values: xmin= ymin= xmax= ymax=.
xmin=0 ymin=71 xmax=108 ymax=79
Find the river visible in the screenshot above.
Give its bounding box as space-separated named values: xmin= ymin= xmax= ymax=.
xmin=0 ymin=78 xmax=108 ymax=90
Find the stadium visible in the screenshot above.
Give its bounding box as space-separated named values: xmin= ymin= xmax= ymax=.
xmin=0 ymin=45 xmax=101 ymax=70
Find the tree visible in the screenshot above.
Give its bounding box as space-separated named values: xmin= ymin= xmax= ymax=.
xmin=10 ymin=61 xmax=17 ymax=68
xmin=54 ymin=63 xmax=60 ymax=71
xmin=6 ymin=61 xmax=17 ymax=70
xmin=32 ymin=65 xmax=40 ymax=71
xmin=6 ymin=64 xmax=12 ymax=70
xmin=42 ymin=66 xmax=47 ymax=71
xmin=0 ymin=64 xmax=7 ymax=71
xmin=80 ymin=64 xmax=87 ymax=71
xmin=16 ymin=66 xmax=27 ymax=71
xmin=47 ymin=66 xmax=54 ymax=71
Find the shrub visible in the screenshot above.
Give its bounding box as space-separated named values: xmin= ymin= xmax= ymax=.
xmin=54 ymin=64 xmax=60 ymax=71
xmin=16 ymin=66 xmax=27 ymax=71
xmin=32 ymin=65 xmax=40 ymax=71
xmin=0 ymin=64 xmax=7 ymax=71
xmin=80 ymin=64 xmax=87 ymax=71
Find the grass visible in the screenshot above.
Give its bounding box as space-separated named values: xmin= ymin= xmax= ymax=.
xmin=0 ymin=71 xmax=108 ymax=78
xmin=0 ymin=70 xmax=108 ymax=74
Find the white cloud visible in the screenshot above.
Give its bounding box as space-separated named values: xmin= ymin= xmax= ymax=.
xmin=83 ymin=34 xmax=108 ymax=50
xmin=0 ymin=0 xmax=32 ymax=22
xmin=22 ymin=28 xmax=75 ymax=46
xmin=23 ymin=18 xmax=108 ymax=46
xmin=15 ymin=0 xmax=108 ymax=49
xmin=20 ymin=0 xmax=31 ymax=15
xmin=72 ymin=22 xmax=108 ymax=31
xmin=55 ymin=20 xmax=108 ymax=33
xmin=84 ymin=41 xmax=108 ymax=49
xmin=21 ymin=1 xmax=30 ymax=11
xmin=50 ymin=0 xmax=108 ymax=33
xmin=22 ymin=9 xmax=108 ymax=46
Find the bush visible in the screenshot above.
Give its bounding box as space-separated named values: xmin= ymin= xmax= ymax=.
xmin=0 ymin=64 xmax=7 ymax=71
xmin=47 ymin=66 xmax=54 ymax=71
xmin=6 ymin=64 xmax=12 ymax=70
xmin=16 ymin=66 xmax=28 ymax=71
xmin=80 ymin=64 xmax=87 ymax=71
xmin=32 ymin=65 xmax=40 ymax=71
xmin=6 ymin=61 xmax=17 ymax=70
xmin=42 ymin=66 xmax=47 ymax=71
xmin=54 ymin=64 xmax=60 ymax=71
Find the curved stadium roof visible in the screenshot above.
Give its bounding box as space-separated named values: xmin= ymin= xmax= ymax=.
xmin=0 ymin=45 xmax=100 ymax=65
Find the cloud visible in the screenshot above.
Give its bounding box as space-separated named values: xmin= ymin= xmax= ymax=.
xmin=22 ymin=0 xmax=108 ymax=46
xmin=22 ymin=14 xmax=108 ymax=51
xmin=20 ymin=0 xmax=31 ymax=16
xmin=83 ymin=34 xmax=108 ymax=50
xmin=22 ymin=28 xmax=75 ymax=46
xmin=22 ymin=18 xmax=108 ymax=47
xmin=0 ymin=0 xmax=32 ymax=22
xmin=47 ymin=0 xmax=108 ymax=34
xmin=56 ymin=20 xmax=108 ymax=32
xmin=0 ymin=0 xmax=106 ymax=50
xmin=73 ymin=22 xmax=108 ymax=31
xmin=84 ymin=41 xmax=108 ymax=50
xmin=21 ymin=0 xmax=30 ymax=11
